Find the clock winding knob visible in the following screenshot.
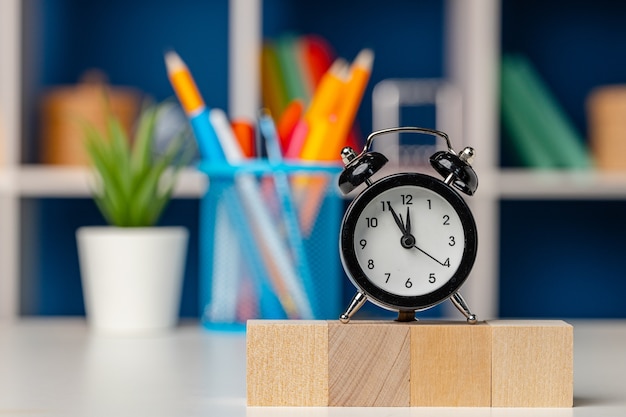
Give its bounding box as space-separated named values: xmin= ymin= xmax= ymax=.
xmin=430 ymin=147 xmax=478 ymax=196
xmin=459 ymin=146 xmax=475 ymax=165
xmin=337 ymin=147 xmax=388 ymax=195
xmin=341 ymin=147 xmax=358 ymax=165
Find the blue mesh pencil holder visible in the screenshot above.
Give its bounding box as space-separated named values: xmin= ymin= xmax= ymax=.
xmin=198 ymin=161 xmax=342 ymax=331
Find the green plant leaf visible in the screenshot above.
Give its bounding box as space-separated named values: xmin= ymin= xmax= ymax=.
xmin=83 ymin=124 xmax=127 ymax=218
xmin=81 ymin=101 xmax=188 ymax=227
xmin=108 ymin=115 xmax=132 ymax=206
xmin=130 ymin=135 xmax=185 ymax=225
xmin=131 ymin=102 xmax=158 ymax=176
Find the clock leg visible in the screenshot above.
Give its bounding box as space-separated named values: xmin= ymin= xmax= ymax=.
xmin=396 ymin=310 xmax=417 ymax=322
xmin=339 ymin=292 xmax=367 ymax=323
xmin=450 ymin=292 xmax=478 ymax=324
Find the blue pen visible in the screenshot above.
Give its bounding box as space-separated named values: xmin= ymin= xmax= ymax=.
xmin=165 ymin=50 xmax=226 ymax=163
xmin=223 ymin=186 xmax=286 ymax=319
xmin=258 ymin=110 xmax=317 ymax=318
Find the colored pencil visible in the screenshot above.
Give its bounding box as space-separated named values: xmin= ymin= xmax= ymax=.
xmin=320 ymin=48 xmax=374 ymax=161
xmin=164 ymin=51 xmax=225 ymax=163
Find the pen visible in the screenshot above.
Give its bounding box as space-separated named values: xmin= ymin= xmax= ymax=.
xmin=164 ymin=50 xmax=226 ymax=163
xmin=209 ymin=108 xmax=244 ymax=162
xmin=208 ymin=200 xmax=240 ymax=322
xmin=222 ymin=186 xmax=285 ymax=319
xmin=259 ymin=109 xmax=317 ymax=317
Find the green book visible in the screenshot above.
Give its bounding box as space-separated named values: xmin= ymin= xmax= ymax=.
xmin=501 ymin=56 xmax=559 ymax=168
xmin=513 ymin=55 xmax=592 ymax=169
xmin=275 ymin=35 xmax=309 ymax=104
xmin=501 ymin=55 xmax=593 ymax=169
xmin=261 ymin=42 xmax=289 ymax=117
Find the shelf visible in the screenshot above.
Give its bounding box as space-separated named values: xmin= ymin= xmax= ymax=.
xmin=498 ymin=169 xmax=626 ymax=200
xmin=17 ymin=166 xmax=626 ymax=200
xmin=16 ymin=165 xmax=208 ymax=198
xmin=0 ymin=169 xmax=9 ymax=193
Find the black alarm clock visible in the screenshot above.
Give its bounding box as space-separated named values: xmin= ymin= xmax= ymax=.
xmin=337 ymin=127 xmax=479 ymax=323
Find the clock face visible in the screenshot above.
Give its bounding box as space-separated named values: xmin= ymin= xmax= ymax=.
xmin=340 ymin=173 xmax=477 ymax=311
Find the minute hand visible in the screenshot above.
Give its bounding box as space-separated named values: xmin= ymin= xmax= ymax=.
xmin=413 ymin=245 xmax=448 ymax=267
xmin=386 ymin=202 xmax=407 ymax=235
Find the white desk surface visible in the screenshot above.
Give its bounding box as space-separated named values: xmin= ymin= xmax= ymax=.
xmin=0 ymin=319 xmax=624 ymax=416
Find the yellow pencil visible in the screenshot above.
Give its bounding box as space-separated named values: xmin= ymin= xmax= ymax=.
xmin=294 ymin=50 xmax=374 ymax=236
xmin=292 ymin=60 xmax=345 ymax=233
xmin=293 ymin=59 xmax=348 ymax=160
xmin=319 ymin=48 xmax=374 ymax=161
xmin=304 ymin=58 xmax=349 ymax=125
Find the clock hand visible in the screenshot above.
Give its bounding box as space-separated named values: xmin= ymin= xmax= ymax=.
xmin=412 ymin=244 xmax=448 ymax=267
xmin=404 ymin=207 xmax=411 ymax=236
xmin=386 ymin=202 xmax=407 ymax=235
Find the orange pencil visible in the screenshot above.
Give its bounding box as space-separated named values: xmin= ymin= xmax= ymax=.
xmin=292 ymin=59 xmax=347 ymax=232
xmin=295 ymin=50 xmax=373 ymax=236
xmin=304 ymin=58 xmax=348 ymax=125
xmin=231 ymin=118 xmax=255 ymax=158
xmin=298 ymin=59 xmax=349 ymax=161
xmin=165 ymin=50 xmax=225 ymax=162
xmin=319 ymin=48 xmax=374 ymax=161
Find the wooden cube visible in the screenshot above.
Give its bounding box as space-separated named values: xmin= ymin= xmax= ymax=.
xmin=489 ymin=320 xmax=573 ymax=407
xmin=328 ymin=321 xmax=410 ymax=407
xmin=246 ymin=320 xmax=328 ymax=406
xmin=410 ymin=322 xmax=492 ymax=406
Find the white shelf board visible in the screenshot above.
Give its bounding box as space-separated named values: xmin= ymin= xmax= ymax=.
xmin=13 ymin=166 xmax=626 ymax=200
xmin=16 ymin=165 xmax=208 ymax=198
xmin=0 ymin=169 xmax=9 ymax=193
xmin=498 ymin=169 xmax=626 ymax=200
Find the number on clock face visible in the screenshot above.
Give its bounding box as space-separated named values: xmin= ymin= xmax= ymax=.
xmin=352 ymin=185 xmax=465 ymax=297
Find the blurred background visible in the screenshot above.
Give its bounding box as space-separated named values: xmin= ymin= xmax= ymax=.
xmin=1 ymin=0 xmax=626 ymax=322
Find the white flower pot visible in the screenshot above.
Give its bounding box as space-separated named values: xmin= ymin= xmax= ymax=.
xmin=76 ymin=226 xmax=188 ymax=334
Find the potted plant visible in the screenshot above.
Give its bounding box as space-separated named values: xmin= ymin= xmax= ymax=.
xmin=76 ymin=102 xmax=189 ymax=334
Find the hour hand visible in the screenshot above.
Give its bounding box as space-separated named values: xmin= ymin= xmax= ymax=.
xmin=405 ymin=207 xmax=411 ymax=236
xmin=386 ymin=202 xmax=406 ymax=234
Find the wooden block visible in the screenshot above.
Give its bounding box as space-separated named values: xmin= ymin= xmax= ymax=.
xmin=246 ymin=319 xmax=574 ymax=408
xmin=328 ymin=321 xmax=410 ymax=407
xmin=410 ymin=322 xmax=492 ymax=406
xmin=489 ymin=320 xmax=573 ymax=407
xmin=246 ymin=320 xmax=328 ymax=406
